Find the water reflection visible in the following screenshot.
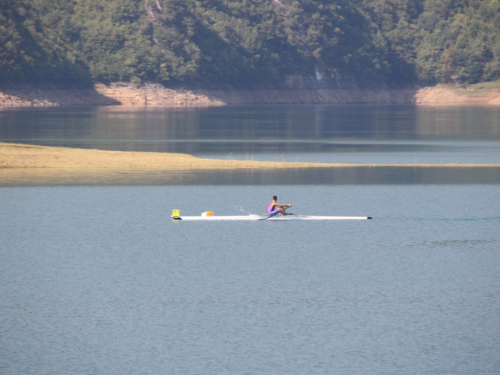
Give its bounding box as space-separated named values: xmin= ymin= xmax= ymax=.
xmin=1 ymin=167 xmax=499 ymax=186
xmin=1 ymin=106 xmax=499 ymax=156
xmin=416 ymin=107 xmax=500 ymax=138
xmin=1 ymin=105 xmax=499 ymax=176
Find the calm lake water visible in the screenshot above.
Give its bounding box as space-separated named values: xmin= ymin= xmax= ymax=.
xmin=1 ymin=105 xmax=500 ymax=185
xmin=1 ymin=106 xmax=500 ymax=374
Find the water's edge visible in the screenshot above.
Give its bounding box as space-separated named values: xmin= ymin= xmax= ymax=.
xmin=1 ymin=83 xmax=499 ymax=107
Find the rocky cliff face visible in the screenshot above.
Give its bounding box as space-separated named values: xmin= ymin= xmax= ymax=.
xmin=284 ymin=69 xmax=385 ymax=90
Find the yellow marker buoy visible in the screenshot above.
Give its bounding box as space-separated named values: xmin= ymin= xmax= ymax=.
xmin=172 ymin=209 xmax=181 ymax=218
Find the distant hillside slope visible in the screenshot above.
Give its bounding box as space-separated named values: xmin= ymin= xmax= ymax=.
xmin=1 ymin=0 xmax=499 ymax=88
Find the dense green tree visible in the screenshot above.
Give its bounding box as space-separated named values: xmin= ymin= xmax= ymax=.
xmin=415 ymin=0 xmax=500 ymax=84
xmin=1 ymin=0 xmax=498 ymax=86
xmin=358 ymin=0 xmax=423 ymax=84
xmin=0 ymin=0 xmax=90 ymax=82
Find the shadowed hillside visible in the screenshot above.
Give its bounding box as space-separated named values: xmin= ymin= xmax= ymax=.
xmin=1 ymin=0 xmax=499 ymax=88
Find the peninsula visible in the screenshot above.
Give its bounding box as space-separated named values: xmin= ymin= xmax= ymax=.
xmin=1 ymin=143 xmax=499 ymax=170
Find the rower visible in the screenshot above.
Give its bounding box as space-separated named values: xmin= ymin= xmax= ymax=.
xmin=267 ymin=196 xmax=292 ymax=217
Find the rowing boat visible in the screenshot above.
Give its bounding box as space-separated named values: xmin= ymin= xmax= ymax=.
xmin=171 ymin=210 xmax=372 ymax=221
xmin=173 ymin=215 xmax=371 ymax=221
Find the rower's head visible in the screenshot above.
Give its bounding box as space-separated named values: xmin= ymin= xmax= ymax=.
xmin=273 ymin=196 xmax=277 ymax=201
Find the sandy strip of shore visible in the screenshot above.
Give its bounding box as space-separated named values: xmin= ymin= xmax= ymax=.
xmin=0 ymin=142 xmax=344 ymax=169
xmin=1 ymin=142 xmax=499 ymax=170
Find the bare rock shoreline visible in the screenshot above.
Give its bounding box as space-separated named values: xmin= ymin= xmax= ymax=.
xmin=1 ymin=82 xmax=499 ymax=107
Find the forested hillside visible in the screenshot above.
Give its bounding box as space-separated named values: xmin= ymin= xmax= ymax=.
xmin=1 ymin=0 xmax=499 ymax=88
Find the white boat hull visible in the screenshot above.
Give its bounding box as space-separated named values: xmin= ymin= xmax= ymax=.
xmin=173 ymin=215 xmax=371 ymax=221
